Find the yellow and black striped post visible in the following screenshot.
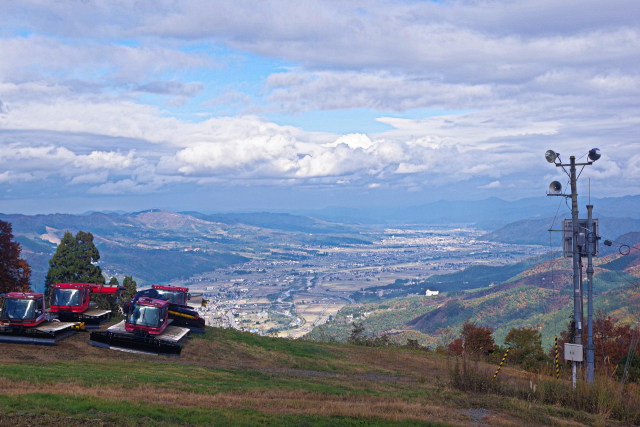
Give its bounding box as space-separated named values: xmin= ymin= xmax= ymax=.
xmin=554 ymin=336 xmax=560 ymax=379
xmin=492 ymin=348 xmax=510 ymax=381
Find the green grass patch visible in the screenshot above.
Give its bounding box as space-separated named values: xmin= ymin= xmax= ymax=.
xmin=0 ymin=359 xmax=412 ymax=397
xmin=0 ymin=393 xmax=441 ymax=426
xmin=197 ymin=326 xmax=335 ymax=360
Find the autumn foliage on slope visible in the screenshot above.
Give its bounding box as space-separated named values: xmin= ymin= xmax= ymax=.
xmin=555 ymin=312 xmax=640 ymax=378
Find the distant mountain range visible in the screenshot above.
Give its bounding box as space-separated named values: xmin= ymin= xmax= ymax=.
xmin=1 ymin=210 xmax=369 ymax=291
xmin=483 ymin=216 xmax=640 ymax=247
xmin=3 ymin=195 xmax=639 ymax=292
xmin=305 ymin=195 xmax=640 ymax=247
xmin=304 ymin=195 xmax=640 ymax=230
xmin=180 ymin=211 xmax=356 ymax=234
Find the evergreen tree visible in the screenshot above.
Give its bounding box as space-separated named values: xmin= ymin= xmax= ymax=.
xmin=91 ymin=276 xmax=121 ymax=312
xmin=0 ymin=220 xmax=32 ymax=293
xmin=122 ymin=276 xmax=137 ymax=301
xmin=348 ymin=322 xmax=365 ymax=344
xmin=119 ymin=275 xmax=137 ymax=313
xmin=44 ymin=230 xmax=105 ymax=300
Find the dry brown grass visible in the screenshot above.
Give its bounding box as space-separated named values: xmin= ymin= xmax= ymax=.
xmin=0 ymin=375 xmax=522 ymax=425
xmin=1 ymin=325 xmax=633 ymax=426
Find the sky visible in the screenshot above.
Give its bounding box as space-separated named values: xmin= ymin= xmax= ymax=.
xmin=0 ymin=1 xmax=638 ymax=215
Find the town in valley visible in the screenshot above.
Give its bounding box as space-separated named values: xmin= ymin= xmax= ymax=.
xmin=181 ymin=227 xmax=547 ymax=338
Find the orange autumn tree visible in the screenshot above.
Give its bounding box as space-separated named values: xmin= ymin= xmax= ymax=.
xmin=556 ymin=311 xmax=640 ymax=376
xmin=593 ymin=313 xmax=638 ymax=373
xmin=0 ymin=220 xmax=32 ymax=293
xmin=448 ymin=321 xmax=495 ymax=358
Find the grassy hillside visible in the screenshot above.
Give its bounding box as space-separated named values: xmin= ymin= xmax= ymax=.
xmin=351 ymin=253 xmax=557 ymax=303
xmin=1 ymin=324 xmax=638 ymax=426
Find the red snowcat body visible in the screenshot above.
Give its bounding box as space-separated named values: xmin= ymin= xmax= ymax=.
xmin=0 ymin=292 xmax=78 ymax=345
xmin=150 ymin=284 xmax=206 ymax=333
xmin=152 ymin=284 xmax=190 ymax=306
xmin=89 ymin=296 xmax=190 ymax=356
xmin=125 ymin=297 xmax=170 ymax=335
xmin=50 ymin=283 xmax=121 ymax=328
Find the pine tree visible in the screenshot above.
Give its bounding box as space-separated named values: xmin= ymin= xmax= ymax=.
xmin=89 ymin=276 xmax=120 ymax=313
xmin=0 ymin=220 xmax=32 ymax=293
xmin=44 ymin=230 xmax=105 ymax=300
xmin=119 ymin=275 xmax=137 ymax=313
xmin=122 ymin=276 xmax=137 ymax=302
xmin=349 ymin=322 xmax=366 ymax=344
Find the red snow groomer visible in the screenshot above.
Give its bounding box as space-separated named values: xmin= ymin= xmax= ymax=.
xmin=50 ymin=283 xmax=122 ymax=328
xmin=89 ymin=296 xmax=190 ymax=357
xmin=125 ymin=297 xmax=170 ymax=335
xmin=149 ymin=284 xmax=206 ymax=333
xmin=0 ymin=292 xmax=79 ymax=345
xmin=151 ymin=284 xmax=191 ymax=306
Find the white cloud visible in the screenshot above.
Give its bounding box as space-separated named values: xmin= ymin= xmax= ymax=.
xmin=0 ymin=99 xmax=185 ymax=144
xmin=621 ymin=155 xmax=640 ymax=179
xmin=296 ymin=144 xmax=375 ymax=178
xmin=73 ymin=150 xmax=141 ymax=169
xmin=0 ymin=1 xmax=639 ymax=209
xmin=171 ymin=134 xmax=300 ymax=176
xmin=134 ymin=81 xmax=204 ymax=97
xmin=479 ymin=181 xmax=503 ymax=189
xmin=326 ymin=134 xmax=374 ymax=150
xmin=70 ymin=172 xmax=109 ymax=185
xmin=267 ymin=71 xmax=495 ymax=112
xmin=88 ymin=179 xmax=147 ymax=195
xmin=0 ymin=170 xmax=36 ymax=183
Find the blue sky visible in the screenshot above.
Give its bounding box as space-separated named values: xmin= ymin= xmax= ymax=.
xmin=0 ymin=1 xmax=638 ymax=214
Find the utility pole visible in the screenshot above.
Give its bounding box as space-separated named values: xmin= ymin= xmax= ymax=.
xmin=568 ymin=156 xmax=582 ymax=388
xmin=546 ymin=148 xmax=600 ymax=388
xmin=586 ymin=204 xmax=595 ymax=384
xmin=569 ymin=157 xmax=583 ymax=355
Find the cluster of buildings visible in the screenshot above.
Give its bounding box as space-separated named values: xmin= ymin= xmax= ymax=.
xmin=183 ymin=228 xmax=545 ymax=336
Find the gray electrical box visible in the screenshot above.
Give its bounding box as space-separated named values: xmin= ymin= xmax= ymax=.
xmin=563 ymin=219 xmax=599 ymax=258
xmin=564 ymin=343 xmax=584 ymax=362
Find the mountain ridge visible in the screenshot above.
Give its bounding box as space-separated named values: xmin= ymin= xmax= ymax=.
xmin=0 ymin=209 xmax=368 ymax=290
xmin=303 ymin=195 xmax=640 ymax=228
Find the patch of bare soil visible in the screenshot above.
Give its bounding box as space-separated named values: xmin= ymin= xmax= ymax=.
xmin=0 ymin=322 xmax=159 ymax=364
xmin=0 ymin=412 xmax=117 ymax=427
